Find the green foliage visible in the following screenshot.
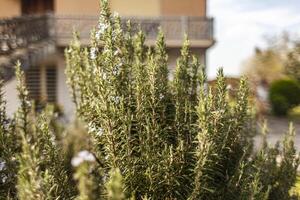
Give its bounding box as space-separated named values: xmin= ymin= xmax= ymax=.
xmin=288 ymin=105 xmax=300 ymax=119
xmin=291 ymin=176 xmax=300 ymax=197
xmin=253 ymin=123 xmax=300 ymax=199
xmin=106 ymin=168 xmax=125 ymax=200
xmin=0 ymin=1 xmax=299 ymax=200
xmin=15 ymin=63 xmax=74 ymax=200
xmin=269 ymin=79 xmax=300 ymax=116
xmin=73 ymin=152 xmax=98 ymax=200
xmin=243 ymin=48 xmax=284 ymax=85
xmin=285 ymin=43 xmax=300 ymax=82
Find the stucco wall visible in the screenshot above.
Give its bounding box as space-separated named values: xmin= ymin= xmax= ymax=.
xmin=55 ymin=0 xmax=100 ymax=15
xmin=110 ymin=0 xmax=161 ymax=16
xmin=56 ymin=0 xmax=161 ymax=16
xmin=1 ymin=0 xmax=207 ymax=18
xmin=0 ymin=0 xmax=21 ymax=18
xmin=56 ymin=53 xmax=75 ymax=120
xmin=4 ymin=78 xmax=19 ymax=117
xmin=161 ymin=0 xmax=206 ymax=16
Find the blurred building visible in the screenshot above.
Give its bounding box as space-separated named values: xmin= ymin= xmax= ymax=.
xmin=0 ymin=0 xmax=214 ymax=118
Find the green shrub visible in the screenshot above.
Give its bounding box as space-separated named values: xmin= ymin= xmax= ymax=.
xmin=0 ymin=0 xmax=299 ymax=199
xmin=288 ymin=105 xmax=300 ymax=120
xmin=269 ymin=79 xmax=300 ymax=116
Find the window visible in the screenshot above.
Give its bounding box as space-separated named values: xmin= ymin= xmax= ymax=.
xmin=21 ymin=0 xmax=54 ymax=15
xmin=46 ymin=67 xmax=57 ymax=103
xmin=25 ymin=65 xmax=57 ymax=105
xmin=25 ymin=66 xmax=40 ymax=102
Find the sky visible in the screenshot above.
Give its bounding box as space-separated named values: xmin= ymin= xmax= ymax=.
xmin=207 ymin=0 xmax=300 ymax=79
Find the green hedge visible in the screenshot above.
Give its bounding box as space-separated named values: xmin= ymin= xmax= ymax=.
xmin=269 ymin=79 xmax=300 ymax=116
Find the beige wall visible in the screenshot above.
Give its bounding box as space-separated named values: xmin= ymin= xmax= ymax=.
xmin=56 ymin=53 xmax=75 ymax=119
xmin=55 ymin=0 xmax=161 ymax=16
xmin=110 ymin=0 xmax=160 ymax=16
xmin=0 ymin=0 xmax=21 ymax=18
xmin=55 ymin=0 xmax=160 ymax=16
xmin=55 ymin=0 xmax=100 ymax=15
xmin=110 ymin=0 xmax=207 ymax=17
xmin=0 ymin=0 xmax=207 ymax=17
xmin=4 ymin=78 xmax=19 ymax=116
xmin=54 ymin=0 xmax=206 ymax=17
xmin=161 ymin=0 xmax=206 ymax=16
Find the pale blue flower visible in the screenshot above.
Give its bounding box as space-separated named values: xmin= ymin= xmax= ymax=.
xmin=71 ymin=150 xmax=95 ymax=167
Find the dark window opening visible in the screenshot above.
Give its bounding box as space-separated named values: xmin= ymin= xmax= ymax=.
xmin=25 ymin=65 xmax=57 ymax=107
xmin=25 ymin=66 xmax=40 ymax=102
xmin=46 ymin=66 xmax=57 ymax=103
xmin=21 ymin=0 xmax=54 ymax=15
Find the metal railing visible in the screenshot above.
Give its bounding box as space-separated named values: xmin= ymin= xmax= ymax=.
xmin=55 ymin=15 xmax=214 ymax=46
xmin=0 ymin=14 xmax=52 ymax=55
xmin=0 ymin=14 xmax=213 ymax=80
xmin=0 ymin=14 xmax=214 ymax=53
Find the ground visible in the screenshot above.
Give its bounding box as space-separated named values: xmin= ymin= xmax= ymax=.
xmin=254 ymin=115 xmax=300 ymax=151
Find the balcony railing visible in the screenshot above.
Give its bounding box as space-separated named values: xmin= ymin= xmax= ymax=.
xmin=0 ymin=14 xmax=213 ymax=80
xmin=55 ymin=15 xmax=214 ymax=47
xmin=0 ymin=14 xmax=52 ymax=55
xmin=0 ymin=14 xmax=214 ymax=54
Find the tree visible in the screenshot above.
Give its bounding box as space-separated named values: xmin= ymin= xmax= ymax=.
xmin=243 ymin=47 xmax=284 ymax=85
xmin=285 ymin=43 xmax=300 ymax=82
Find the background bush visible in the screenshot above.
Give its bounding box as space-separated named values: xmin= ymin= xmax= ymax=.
xmin=269 ymin=79 xmax=300 ymax=116
xmin=0 ymin=0 xmax=299 ymax=199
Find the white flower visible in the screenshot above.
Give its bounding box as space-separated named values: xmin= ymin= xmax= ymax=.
xmin=114 ymin=49 xmax=119 ymax=56
xmin=276 ymin=155 xmax=282 ymax=165
xmin=113 ymin=11 xmax=119 ymax=18
xmin=95 ymin=22 xmax=109 ymax=39
xmin=88 ymin=122 xmax=104 ymax=137
xmin=71 ymin=150 xmax=95 ymax=167
xmin=90 ymin=47 xmax=97 ymax=60
xmin=1 ymin=175 xmax=7 ymax=183
xmin=112 ymin=68 xmax=119 ymax=76
xmin=111 ymin=96 xmax=121 ymax=104
xmin=78 ymin=151 xmax=95 ymax=162
xmin=102 ymin=174 xmax=108 ymax=182
xmin=159 ymin=94 xmax=164 ymax=100
xmin=226 ymin=84 xmax=232 ymax=90
xmin=96 ymin=31 xmax=101 ymax=40
xmin=88 ymin=122 xmax=97 ymax=133
xmin=112 ymin=62 xmax=122 ymax=76
xmin=0 ymin=161 xmax=6 ymax=171
xmin=49 ymin=135 xmax=56 ymax=146
xmin=97 ymin=22 xmax=109 ymax=37
xmin=96 ymin=128 xmax=104 ymax=137
xmin=102 ymin=72 xmax=107 ymax=80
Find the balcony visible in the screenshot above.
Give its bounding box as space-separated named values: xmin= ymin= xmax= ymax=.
xmin=0 ymin=14 xmax=214 ymax=53
xmin=0 ymin=14 xmax=53 ymax=55
xmin=0 ymin=14 xmax=214 ymax=79
xmin=55 ymin=15 xmax=214 ymax=48
xmin=0 ymin=14 xmax=55 ymax=80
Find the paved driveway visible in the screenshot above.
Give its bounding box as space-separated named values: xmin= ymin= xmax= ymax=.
xmin=254 ymin=116 xmax=300 ymax=151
